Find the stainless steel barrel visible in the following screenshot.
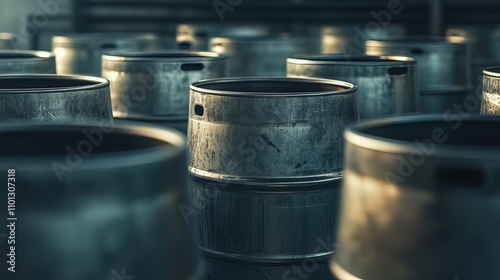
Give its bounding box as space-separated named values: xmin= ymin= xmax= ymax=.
xmin=332 ymin=115 xmax=500 ymax=280
xmin=318 ymin=24 xmax=406 ymax=54
xmin=52 ymin=33 xmax=174 ymax=76
xmin=102 ymin=51 xmax=227 ymax=133
xmin=189 ymin=78 xmax=359 ymax=182
xmin=188 ymin=77 xmax=358 ymax=280
xmin=366 ymin=37 xmax=470 ymax=89
xmin=0 ymin=74 xmax=113 ymax=125
xmin=287 ymin=55 xmax=419 ymax=119
xmin=0 ymin=33 xmax=17 ymax=50
xmin=482 ymin=67 xmax=500 ymax=115
xmin=177 ymin=22 xmax=270 ymax=51
xmin=211 ymin=35 xmax=309 ymax=77
xmin=0 ymin=122 xmax=204 ymax=280
xmin=0 ymin=51 xmax=56 ymax=74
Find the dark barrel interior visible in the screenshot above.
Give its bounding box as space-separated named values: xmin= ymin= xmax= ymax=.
xmin=291 ymin=55 xmax=399 ymax=63
xmin=361 ymin=119 xmax=500 ymax=147
xmin=194 ymin=79 xmax=351 ymax=94
xmin=108 ymin=52 xmax=221 ymax=59
xmin=0 ymin=76 xmax=102 ymax=90
xmin=0 ymin=53 xmax=49 ymax=59
xmin=0 ymin=128 xmax=171 ymax=156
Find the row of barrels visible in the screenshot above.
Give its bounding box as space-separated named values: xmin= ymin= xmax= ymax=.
xmin=0 ymin=26 xmax=500 ymax=280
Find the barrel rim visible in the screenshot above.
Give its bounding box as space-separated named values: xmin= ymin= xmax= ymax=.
xmin=287 ymin=54 xmax=416 ymax=66
xmin=366 ymin=36 xmax=466 ymax=47
xmin=52 ymin=32 xmax=159 ymax=45
xmin=0 ymin=50 xmax=55 ymax=61
xmin=190 ymin=77 xmax=357 ymax=97
xmin=483 ymin=66 xmax=500 ymax=77
xmin=0 ymin=74 xmax=109 ymax=93
xmin=102 ymin=51 xmax=227 ymax=62
xmin=0 ymin=120 xmax=186 ymax=168
xmin=210 ymin=34 xmax=306 ymax=43
xmin=345 ymin=115 xmax=500 ymax=158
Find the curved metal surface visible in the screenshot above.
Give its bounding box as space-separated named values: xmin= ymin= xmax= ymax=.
xmin=210 ymin=34 xmax=309 ymax=77
xmin=366 ymin=36 xmax=471 ymax=90
xmin=0 ymin=74 xmax=113 ymax=125
xmin=102 ymin=51 xmax=227 ymax=120
xmin=287 ymin=54 xmax=420 ymax=119
xmin=0 ymin=33 xmax=17 ymax=50
xmin=188 ymin=77 xmax=359 ymax=182
xmin=0 ymin=50 xmax=56 ymax=74
xmin=333 ymin=115 xmax=500 ymax=280
xmin=482 ymin=66 xmax=500 ymax=115
xmin=0 ymin=122 xmax=203 ymax=280
xmin=421 ymin=87 xmax=473 ymax=114
xmin=115 ymin=115 xmax=189 ymax=134
xmin=447 ymin=24 xmax=500 ymax=61
xmin=52 ymin=32 xmax=175 ymax=76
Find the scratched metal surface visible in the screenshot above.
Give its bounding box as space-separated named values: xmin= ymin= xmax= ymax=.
xmin=0 ymin=75 xmax=113 ymax=125
xmin=482 ymin=69 xmax=500 ymax=115
xmin=0 ymin=51 xmax=56 ymax=74
xmin=191 ymin=176 xmax=341 ymax=260
xmin=103 ymin=52 xmax=227 ymax=118
xmin=287 ymin=55 xmax=419 ymax=120
xmin=188 ymin=78 xmax=359 ymax=182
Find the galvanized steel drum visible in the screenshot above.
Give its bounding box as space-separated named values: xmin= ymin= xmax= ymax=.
xmin=0 ymin=74 xmax=113 ymax=125
xmin=102 ymin=51 xmax=227 ymax=134
xmin=0 ymin=122 xmax=204 ymax=280
xmin=319 ymin=24 xmax=406 ymax=54
xmin=0 ymin=33 xmax=17 ymax=50
xmin=332 ymin=115 xmax=500 ymax=280
xmin=177 ymin=22 xmax=270 ymax=51
xmin=188 ymin=77 xmax=359 ymax=182
xmin=0 ymin=51 xmax=56 ymax=74
xmin=482 ymin=67 xmax=500 ymax=115
xmin=210 ymin=35 xmax=309 ymax=77
xmin=52 ymin=33 xmax=174 ymax=76
xmin=421 ymin=86 xmax=477 ymax=114
xmin=366 ymin=37 xmax=470 ymax=90
xmin=287 ymin=55 xmax=419 ymax=119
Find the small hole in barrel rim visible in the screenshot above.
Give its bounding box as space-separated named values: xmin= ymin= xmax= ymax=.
xmin=436 ymin=167 xmax=485 ymax=188
xmin=181 ymin=63 xmax=204 ymax=71
xmin=388 ymin=67 xmax=409 ymax=76
xmin=178 ymin=41 xmax=191 ymax=50
xmin=410 ymin=48 xmax=424 ymax=55
xmin=194 ymin=104 xmax=204 ymax=116
xmin=101 ymin=43 xmax=118 ymax=49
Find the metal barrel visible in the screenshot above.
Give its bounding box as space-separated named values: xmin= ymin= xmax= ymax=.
xmin=0 ymin=33 xmax=17 ymax=50
xmin=0 ymin=50 xmax=56 ymax=74
xmin=177 ymin=22 xmax=272 ymax=51
xmin=482 ymin=67 xmax=500 ymax=115
xmin=287 ymin=54 xmax=419 ymax=119
xmin=102 ymin=51 xmax=227 ymax=133
xmin=114 ymin=115 xmax=189 ymax=134
xmin=0 ymin=122 xmax=204 ymax=280
xmin=189 ymin=77 xmax=359 ymax=182
xmin=332 ymin=115 xmax=500 ymax=280
xmin=366 ymin=36 xmax=471 ymax=113
xmin=52 ymin=32 xmax=176 ymax=76
xmin=188 ymin=77 xmax=358 ymax=280
xmin=316 ymin=24 xmax=406 ymax=54
xmin=210 ymin=35 xmax=309 ymax=77
xmin=0 ymin=74 xmax=113 ymax=125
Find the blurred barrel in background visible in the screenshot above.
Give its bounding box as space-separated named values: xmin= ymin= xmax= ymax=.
xmin=102 ymin=51 xmax=227 ymax=134
xmin=287 ymin=54 xmax=419 ymax=119
xmin=52 ymin=33 xmax=176 ymax=76
xmin=0 ymin=75 xmax=113 ymax=125
xmin=211 ymin=35 xmax=309 ymax=77
xmin=482 ymin=67 xmax=500 ymax=115
xmin=0 ymin=51 xmax=56 ymax=74
xmin=0 ymin=123 xmax=204 ymax=280
xmin=332 ymin=115 xmax=500 ymax=280
xmin=0 ymin=33 xmax=17 ymax=50
xmin=366 ymin=36 xmax=472 ymax=113
xmin=188 ymin=77 xmax=359 ymax=280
